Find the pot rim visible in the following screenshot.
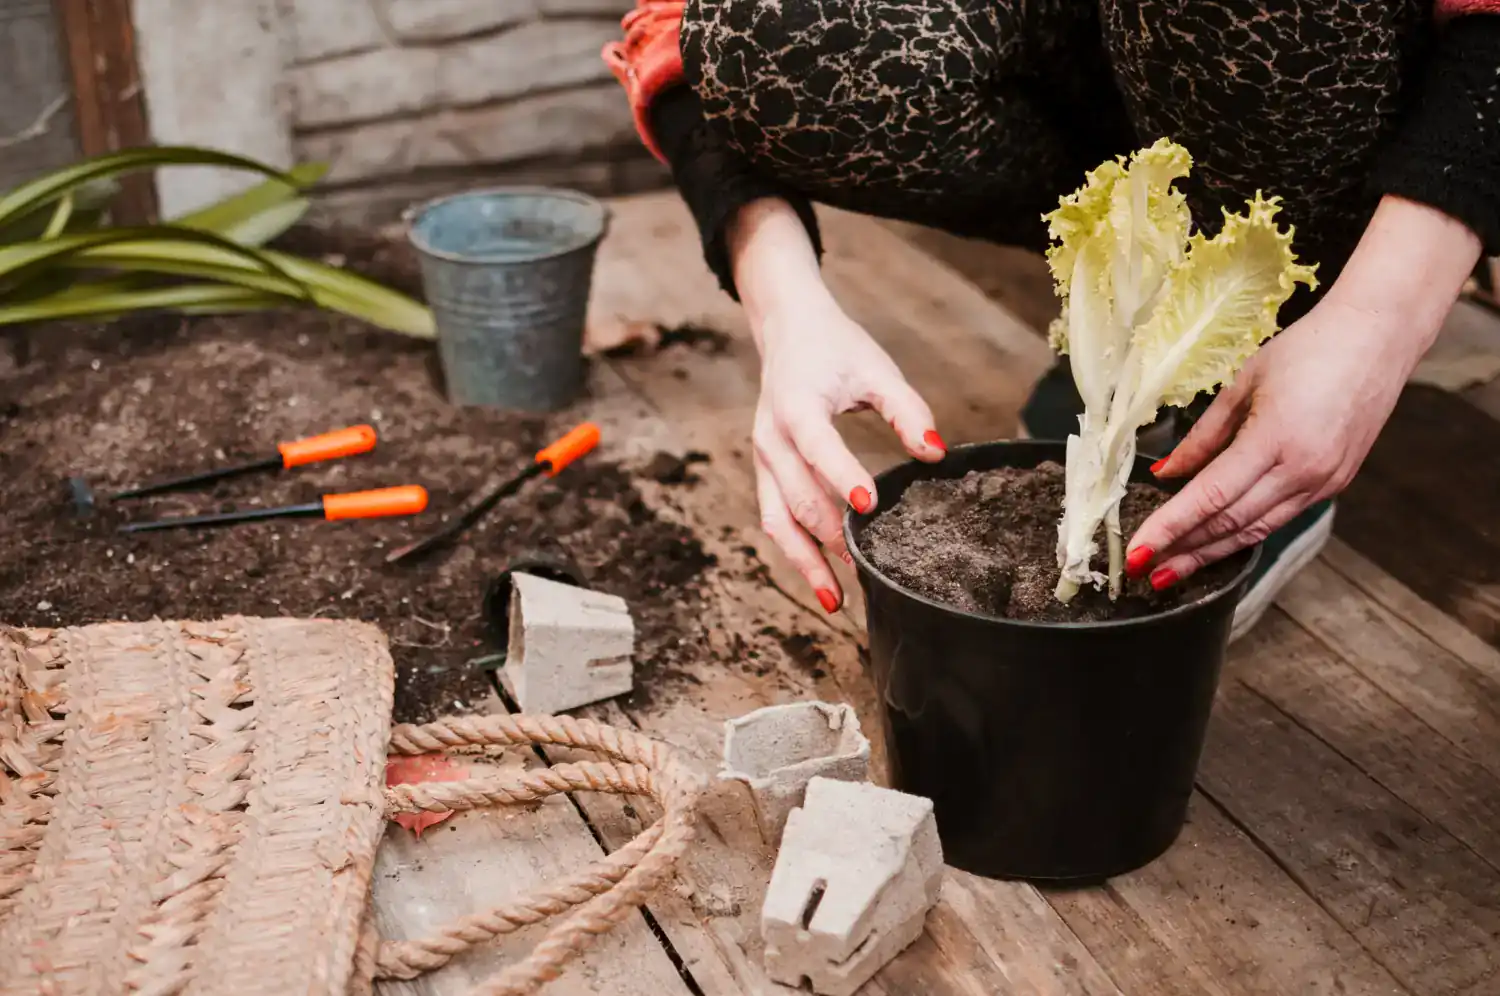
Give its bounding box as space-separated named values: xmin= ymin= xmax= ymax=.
xmin=842 ymin=439 xmax=1263 ymax=632
xmin=404 ymin=185 xmax=610 ymax=265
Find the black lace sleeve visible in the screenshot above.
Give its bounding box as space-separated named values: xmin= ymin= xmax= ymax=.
xmin=648 ymin=86 xmax=824 ymax=300
xmin=1369 ymin=14 xmax=1500 ymax=254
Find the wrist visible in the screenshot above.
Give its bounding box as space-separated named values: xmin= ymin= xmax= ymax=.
xmin=730 ymin=199 xmax=827 ymax=320
xmin=1321 ymin=195 xmax=1482 ymax=368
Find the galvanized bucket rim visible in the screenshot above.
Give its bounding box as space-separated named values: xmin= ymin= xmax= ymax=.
xmin=404 ymin=185 xmax=610 ymax=265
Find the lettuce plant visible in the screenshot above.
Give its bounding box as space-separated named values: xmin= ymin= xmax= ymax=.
xmin=1043 ymin=139 xmax=1317 ymax=603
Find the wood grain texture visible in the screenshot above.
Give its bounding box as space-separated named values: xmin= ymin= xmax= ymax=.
xmin=556 ymin=191 xmax=1437 ymax=995
xmin=380 ymin=190 xmax=1500 ymax=996
xmin=52 ymin=0 xmax=156 ymax=221
xmin=369 ymin=694 xmax=692 ymax=996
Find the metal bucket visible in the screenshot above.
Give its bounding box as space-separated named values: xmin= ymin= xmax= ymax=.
xmin=407 ymin=187 xmax=608 ymax=411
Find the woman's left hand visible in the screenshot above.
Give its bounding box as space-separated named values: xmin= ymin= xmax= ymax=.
xmin=1124 ymin=194 xmax=1483 ymax=589
xmin=1123 ymin=298 xmax=1405 ymax=589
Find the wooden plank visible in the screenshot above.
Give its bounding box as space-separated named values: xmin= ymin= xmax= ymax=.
xmin=547 ymin=363 xmax=1096 ymax=995
xmin=562 ymin=190 xmax=1408 ymax=996
xmin=1246 ymin=605 xmax=1500 ymax=873
xmin=876 ymin=218 xmax=1060 ymax=340
xmin=1333 ymin=467 xmax=1500 ymax=648
xmin=1358 ymin=386 xmax=1500 ymax=551
xmin=1044 ymin=794 xmax=1409 ymax=996
xmin=53 ymin=0 xmax=156 ymax=222
xmin=1274 ymin=556 xmax=1500 ymax=789
xmin=1198 ymin=667 xmax=1500 ymax=995
xmin=1410 ymin=298 xmax=1500 ymax=397
xmin=1320 ymin=539 xmax=1500 ymax=686
xmin=564 ymin=192 xmax=1123 ymax=993
xmin=369 ymin=693 xmax=691 ymax=996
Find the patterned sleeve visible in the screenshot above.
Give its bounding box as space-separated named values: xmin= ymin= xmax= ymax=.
xmin=1370 ymin=10 xmax=1500 ymax=252
xmin=649 ymin=86 xmax=824 ymax=302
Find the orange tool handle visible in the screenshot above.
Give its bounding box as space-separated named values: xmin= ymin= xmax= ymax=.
xmin=279 ymin=425 xmax=378 ymax=468
xmin=322 ymin=485 xmax=429 ymax=521
xmin=536 ymin=422 xmax=601 ymax=477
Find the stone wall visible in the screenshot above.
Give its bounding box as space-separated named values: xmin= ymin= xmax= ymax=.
xmin=132 ymin=0 xmax=666 ymax=223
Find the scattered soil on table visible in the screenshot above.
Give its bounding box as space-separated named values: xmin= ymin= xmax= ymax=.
xmin=861 ymin=461 xmax=1241 ymax=623
xmin=642 ymin=449 xmax=710 ymax=485
xmin=0 ymin=226 xmax=715 ymax=722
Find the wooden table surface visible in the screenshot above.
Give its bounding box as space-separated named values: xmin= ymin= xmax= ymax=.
xmin=371 ymin=193 xmax=1500 ymax=996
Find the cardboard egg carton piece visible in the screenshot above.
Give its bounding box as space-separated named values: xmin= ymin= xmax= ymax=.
xmin=719 ymin=701 xmax=870 ymax=845
xmin=761 ymin=777 xmax=943 ymax=996
xmin=498 ymin=572 xmax=634 ymax=714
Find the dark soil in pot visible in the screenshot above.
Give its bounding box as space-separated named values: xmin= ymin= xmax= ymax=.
xmin=845 ymin=440 xmax=1258 ymax=884
xmin=861 ymin=460 xmax=1242 ymax=622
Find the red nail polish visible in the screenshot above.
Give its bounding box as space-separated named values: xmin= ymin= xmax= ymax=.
xmin=1150 ymin=567 xmax=1179 ymax=591
xmin=849 ymin=486 xmax=873 ymax=514
xmin=924 ymin=430 xmax=947 ymax=453
xmin=1126 ymin=546 xmax=1154 ymax=578
xmin=816 ymin=588 xmax=840 ymax=613
xmin=1150 ymin=457 xmax=1168 ymax=475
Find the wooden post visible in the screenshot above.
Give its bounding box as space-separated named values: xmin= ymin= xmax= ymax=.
xmin=53 ymin=0 xmax=157 ymax=223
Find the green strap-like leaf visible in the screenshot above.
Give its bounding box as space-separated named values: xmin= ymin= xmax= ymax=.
xmin=0 ymin=226 xmax=311 ymax=299
xmin=0 ymin=280 xmax=285 ymax=326
xmin=170 ymin=162 xmax=328 ymax=246
xmin=259 ymin=249 xmax=435 ymax=337
xmin=0 ymin=146 xmax=295 ymax=229
xmin=41 ymin=195 xmax=73 ymax=239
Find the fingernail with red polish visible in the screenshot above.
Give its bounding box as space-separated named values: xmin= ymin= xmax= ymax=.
xmin=840 ymin=550 xmax=854 ymax=566
xmin=1125 ymin=546 xmax=1154 ymax=578
xmin=816 ymin=589 xmax=840 ymax=613
xmin=849 ymin=486 xmax=873 ymax=514
xmin=1150 ymin=567 xmax=1179 ymax=591
xmin=1150 ymin=457 xmax=1169 ymax=475
xmin=924 ymin=430 xmax=947 ymax=454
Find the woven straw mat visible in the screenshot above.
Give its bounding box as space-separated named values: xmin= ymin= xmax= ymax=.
xmin=1 ymin=616 xmax=394 ymax=995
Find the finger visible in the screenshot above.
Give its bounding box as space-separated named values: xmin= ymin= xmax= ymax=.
xmin=781 ymin=404 xmax=880 ymax=514
xmin=756 ymin=428 xmax=850 ymax=558
xmin=1152 ymin=382 xmax=1251 ymax=479
xmin=1153 ymin=470 xmax=1298 ymax=569
xmin=861 ymin=374 xmax=946 ymax=463
xmin=754 ymin=453 xmax=844 ymax=612
xmin=1147 ymin=494 xmax=1310 ymax=588
xmin=1127 ymin=435 xmax=1277 ymax=571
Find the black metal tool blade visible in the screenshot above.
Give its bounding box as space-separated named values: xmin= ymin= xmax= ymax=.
xmin=384 ymin=462 xmax=546 ymax=564
xmin=119 ymin=502 xmax=323 ymax=533
xmin=110 ymin=454 xmax=282 ymax=501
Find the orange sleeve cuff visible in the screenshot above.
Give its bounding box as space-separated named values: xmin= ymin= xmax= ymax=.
xmin=602 ymin=4 xmax=687 ymax=164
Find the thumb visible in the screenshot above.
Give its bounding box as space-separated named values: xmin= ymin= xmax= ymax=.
xmin=1153 ymin=379 xmax=1251 ymax=479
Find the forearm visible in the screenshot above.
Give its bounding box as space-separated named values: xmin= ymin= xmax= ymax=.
xmin=727 ymin=197 xmax=832 ymax=352
xmin=1320 ymin=194 xmax=1482 ymax=371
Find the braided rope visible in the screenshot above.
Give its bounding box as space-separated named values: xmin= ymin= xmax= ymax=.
xmin=369 ymin=713 xmax=703 ymax=995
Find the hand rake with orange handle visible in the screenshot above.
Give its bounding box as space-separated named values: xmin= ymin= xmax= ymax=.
xmin=110 ymin=425 xmax=379 ymax=500
xmin=118 ymin=485 xmax=429 ymax=533
xmin=385 ymin=422 xmax=601 ymax=564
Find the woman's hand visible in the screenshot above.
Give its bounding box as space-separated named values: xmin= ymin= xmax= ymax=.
xmin=730 ymin=197 xmax=945 ymax=611
xmin=1126 ymin=195 xmax=1483 ymax=587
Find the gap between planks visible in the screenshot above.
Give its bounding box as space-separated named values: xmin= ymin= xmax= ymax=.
xmin=566 ymin=191 xmax=1458 ymax=995
xmin=368 ymin=687 xmax=696 ymax=996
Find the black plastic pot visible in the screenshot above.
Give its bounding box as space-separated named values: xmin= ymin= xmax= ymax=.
xmin=844 ymin=440 xmax=1259 ymax=883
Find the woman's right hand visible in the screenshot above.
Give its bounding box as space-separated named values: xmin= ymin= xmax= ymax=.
xmin=729 ymin=198 xmax=946 ymax=613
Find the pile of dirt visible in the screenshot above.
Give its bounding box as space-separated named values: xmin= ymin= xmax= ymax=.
xmin=860 ymin=461 xmax=1241 ymax=623
xmin=0 ymin=231 xmax=715 ymax=722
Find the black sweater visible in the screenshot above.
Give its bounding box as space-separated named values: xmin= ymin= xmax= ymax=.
xmin=650 ymin=15 xmax=1500 ymax=301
